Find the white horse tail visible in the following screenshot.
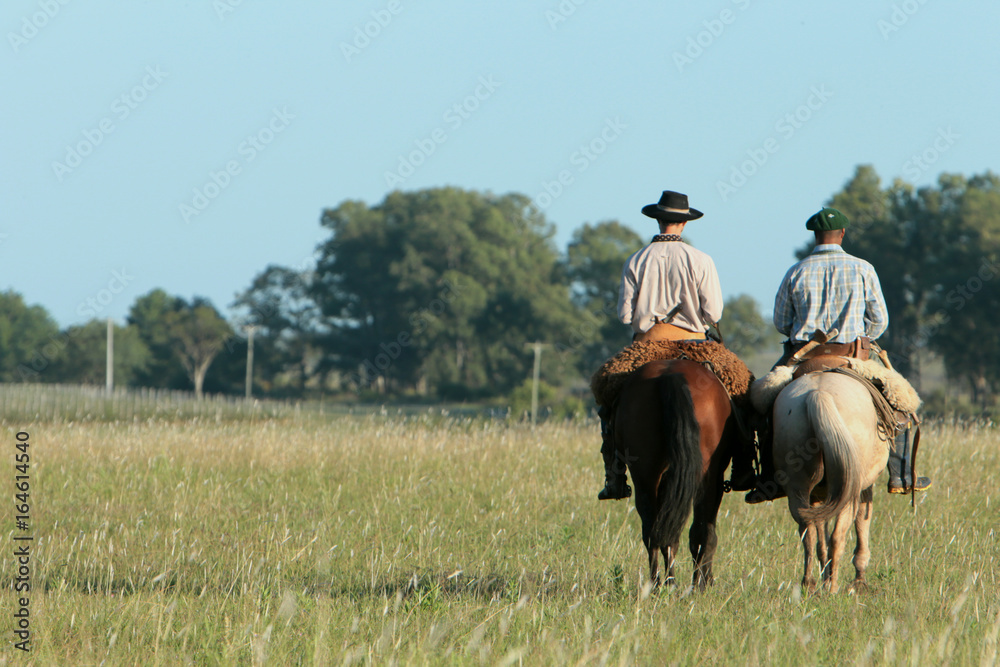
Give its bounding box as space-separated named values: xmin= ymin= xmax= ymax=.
xmin=797 ymin=390 xmax=863 ymax=525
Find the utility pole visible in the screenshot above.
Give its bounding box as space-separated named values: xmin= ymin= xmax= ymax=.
xmin=105 ymin=318 xmax=114 ymax=393
xmin=524 ymin=341 xmax=547 ymax=426
xmin=245 ymin=325 xmax=256 ymax=399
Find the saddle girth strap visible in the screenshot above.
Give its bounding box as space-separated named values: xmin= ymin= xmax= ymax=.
xmin=695 ymin=359 xmax=755 ymax=446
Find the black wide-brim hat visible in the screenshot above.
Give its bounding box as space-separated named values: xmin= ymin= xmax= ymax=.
xmin=641 ymin=190 xmax=703 ymax=222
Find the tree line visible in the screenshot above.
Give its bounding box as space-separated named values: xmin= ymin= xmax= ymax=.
xmin=3 ymin=166 xmax=998 ymax=413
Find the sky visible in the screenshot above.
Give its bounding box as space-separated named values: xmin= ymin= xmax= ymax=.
xmin=3 ymin=1 xmax=998 ymax=330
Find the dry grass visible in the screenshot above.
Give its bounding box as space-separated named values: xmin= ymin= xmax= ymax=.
xmin=2 ymin=415 xmax=998 ymax=665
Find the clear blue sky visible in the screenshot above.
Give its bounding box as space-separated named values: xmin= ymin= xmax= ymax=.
xmin=3 ymin=1 xmax=997 ymax=329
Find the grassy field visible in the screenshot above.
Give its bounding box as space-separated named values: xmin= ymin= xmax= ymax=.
xmin=2 ymin=413 xmax=999 ymax=665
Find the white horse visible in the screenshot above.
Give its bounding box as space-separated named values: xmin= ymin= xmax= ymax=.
xmin=772 ymin=371 xmax=890 ymax=593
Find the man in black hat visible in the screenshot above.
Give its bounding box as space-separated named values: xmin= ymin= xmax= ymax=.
xmin=745 ymin=206 xmax=931 ymax=504
xmin=598 ymin=190 xmax=757 ymax=499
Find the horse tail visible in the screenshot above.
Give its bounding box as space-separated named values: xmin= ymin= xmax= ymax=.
xmin=649 ymin=372 xmax=702 ymax=551
xmin=797 ymin=390 xmax=863 ymax=524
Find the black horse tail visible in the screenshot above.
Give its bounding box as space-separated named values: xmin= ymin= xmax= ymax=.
xmin=649 ymin=372 xmax=702 ymax=551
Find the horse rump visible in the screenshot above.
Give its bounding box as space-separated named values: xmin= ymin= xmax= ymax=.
xmin=795 ymin=390 xmax=863 ymax=525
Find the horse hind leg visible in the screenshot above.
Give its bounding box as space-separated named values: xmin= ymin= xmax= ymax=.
xmin=689 ymin=484 xmax=723 ymax=590
xmin=851 ymin=486 xmax=874 ymax=592
xmin=648 ymin=545 xmax=660 ymax=587
xmin=791 ymin=496 xmax=819 ymax=593
xmin=818 ymin=521 xmax=831 ymax=585
xmin=824 ymin=502 xmax=858 ymax=594
xmin=660 ymin=544 xmax=678 ymax=585
xmin=637 ymin=488 xmax=661 ymax=586
xmin=688 ymin=529 xmax=715 ymax=591
xmin=798 ymin=521 xmax=819 ymax=593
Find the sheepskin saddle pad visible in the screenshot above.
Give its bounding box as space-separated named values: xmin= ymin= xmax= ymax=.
xmin=750 ymin=357 xmax=922 ymax=415
xmin=590 ymin=340 xmax=754 ymax=410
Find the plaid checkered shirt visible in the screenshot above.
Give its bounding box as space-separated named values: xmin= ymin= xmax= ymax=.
xmin=773 ymin=244 xmax=888 ymax=344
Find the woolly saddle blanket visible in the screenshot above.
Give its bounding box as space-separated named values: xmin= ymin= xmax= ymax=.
xmin=590 ymin=340 xmax=754 ymax=411
xmin=750 ymin=357 xmax=922 ymax=416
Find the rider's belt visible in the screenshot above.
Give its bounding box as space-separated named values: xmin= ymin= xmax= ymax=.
xmin=633 ymin=322 xmax=706 ymax=343
xmin=791 ymin=336 xmax=871 ymax=361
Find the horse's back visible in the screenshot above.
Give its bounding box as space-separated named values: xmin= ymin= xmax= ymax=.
xmin=776 ymin=371 xmax=876 ymax=416
xmin=621 ymin=358 xmax=731 ymax=422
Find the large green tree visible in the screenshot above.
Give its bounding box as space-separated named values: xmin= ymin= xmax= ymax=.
xmin=0 ymin=290 xmax=61 ymax=382
xmin=128 ymin=289 xmax=189 ymax=389
xmin=819 ymin=166 xmax=1000 ymax=405
xmin=924 ymin=172 xmax=1000 ymax=406
xmin=128 ymin=290 xmax=234 ymax=397
xmin=561 ymin=221 xmax=643 ymax=374
xmin=49 ymin=320 xmax=150 ymax=387
xmin=233 ymin=265 xmax=323 ymax=394
xmin=313 ymin=187 xmax=580 ymax=397
xmin=165 ymin=298 xmax=233 ymax=399
xmin=718 ymin=294 xmax=783 ymax=358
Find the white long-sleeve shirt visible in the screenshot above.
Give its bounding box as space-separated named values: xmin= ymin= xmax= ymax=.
xmin=618 ymin=240 xmax=724 ymax=334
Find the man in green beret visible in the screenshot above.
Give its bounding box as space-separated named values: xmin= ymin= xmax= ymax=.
xmin=746 ymin=206 xmax=931 ymax=503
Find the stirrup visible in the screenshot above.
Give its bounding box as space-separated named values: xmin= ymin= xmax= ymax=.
xmin=729 ymin=468 xmax=756 ymax=493
xmin=598 ymin=482 xmax=632 ymax=501
xmin=888 ymin=477 xmax=932 ymax=494
xmin=744 ymin=480 xmax=786 ymax=505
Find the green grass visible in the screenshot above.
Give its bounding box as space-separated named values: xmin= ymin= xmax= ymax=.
xmin=2 ymin=417 xmax=998 ymax=665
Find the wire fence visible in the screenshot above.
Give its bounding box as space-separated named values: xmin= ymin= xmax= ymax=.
xmin=0 ymin=383 xmax=527 ymax=424
xmin=0 ymin=383 xmax=298 ymax=423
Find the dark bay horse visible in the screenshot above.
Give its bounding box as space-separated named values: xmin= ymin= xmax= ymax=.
xmin=615 ymin=357 xmax=749 ymax=588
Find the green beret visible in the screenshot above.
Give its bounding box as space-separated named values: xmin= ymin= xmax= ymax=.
xmin=806 ymin=207 xmax=850 ymax=231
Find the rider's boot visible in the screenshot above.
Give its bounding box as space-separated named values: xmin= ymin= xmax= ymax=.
xmin=745 ymin=421 xmax=787 ymax=504
xmin=729 ymin=436 xmax=757 ymax=492
xmin=597 ymin=405 xmax=631 ymax=501
xmin=887 ymin=423 xmax=932 ymax=494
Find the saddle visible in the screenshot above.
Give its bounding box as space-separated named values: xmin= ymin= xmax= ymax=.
xmin=591 ymin=339 xmax=753 ymax=414
xmin=783 ymin=333 xmax=916 ymax=437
